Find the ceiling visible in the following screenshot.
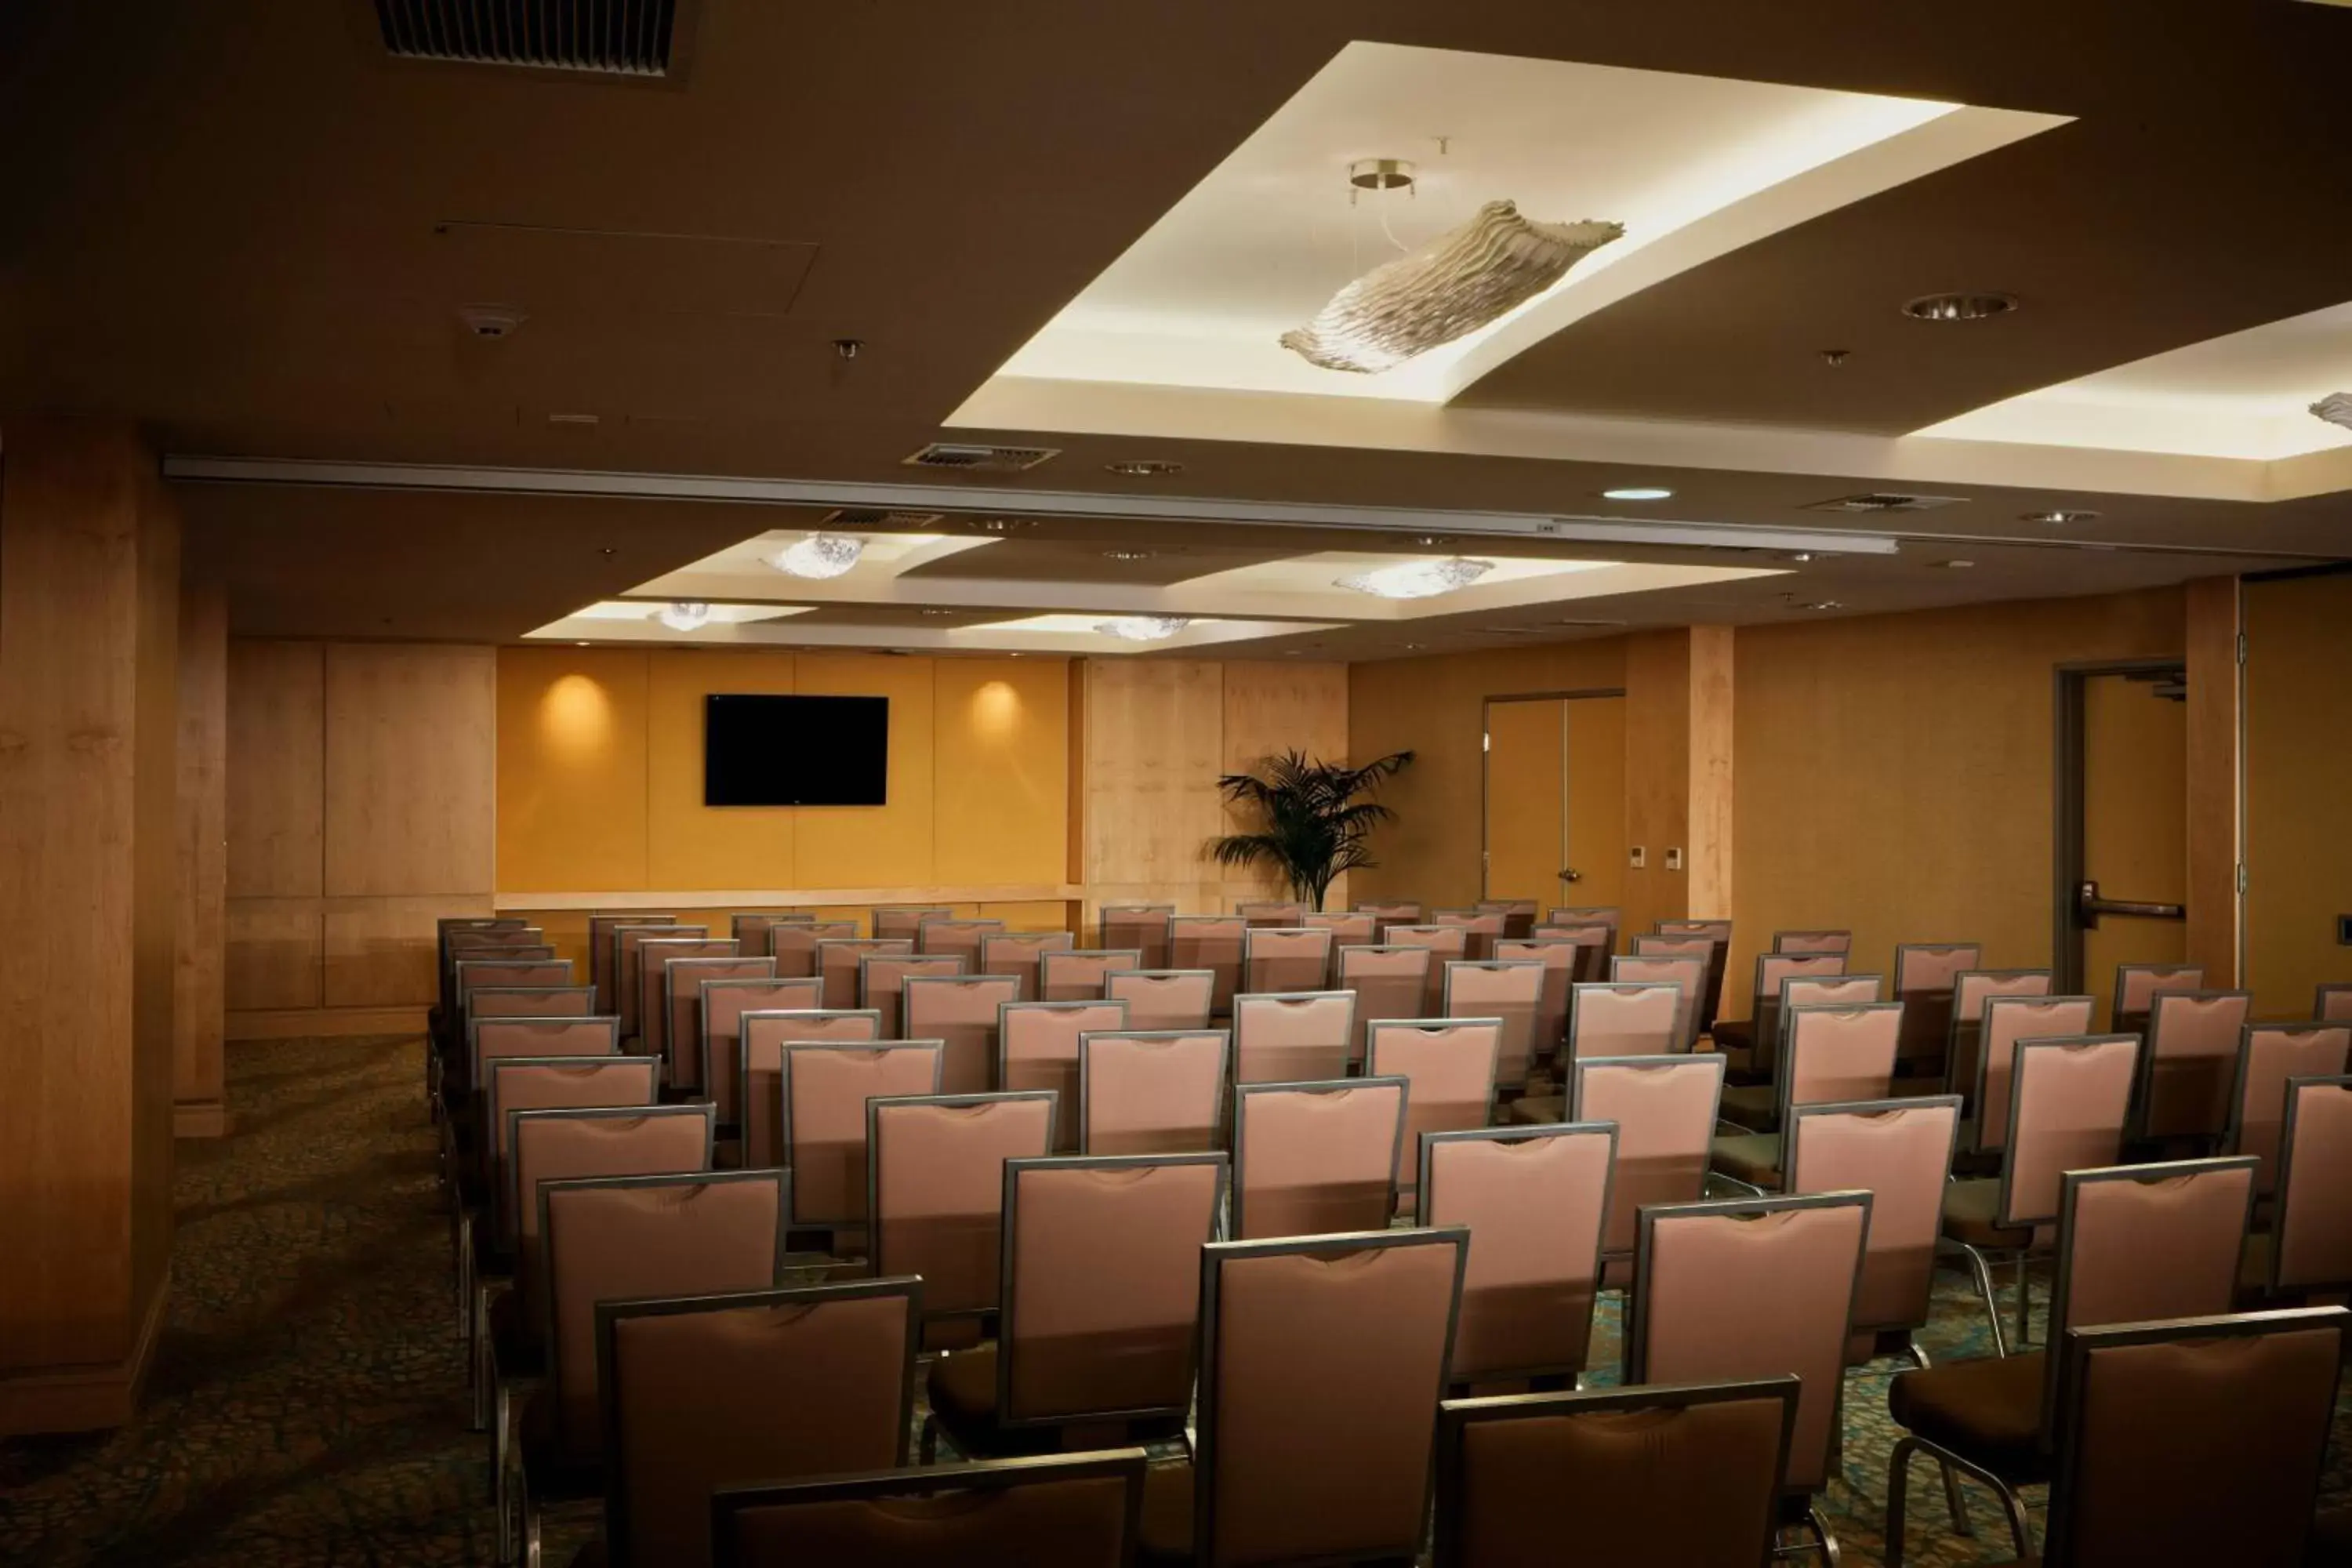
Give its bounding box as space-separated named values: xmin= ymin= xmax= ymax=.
xmin=5 ymin=0 xmax=2349 ymax=656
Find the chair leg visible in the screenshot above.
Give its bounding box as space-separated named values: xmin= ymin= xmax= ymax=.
xmin=1938 ymin=1460 xmax=1974 ymax=1538
xmin=2013 ymin=1255 xmax=2033 ymax=1349
xmin=469 ymin=1286 xmax=493 ymax=1433
xmin=1958 ymin=1244 xmax=2009 ymax=1358
xmin=1885 ymin=1436 xmax=1915 ymax=1568
xmin=1909 ymin=1436 xmax=2035 ymax=1562
xmin=918 ymin=1413 xmax=938 ymax=1464
xmin=521 ymin=1474 xmax=541 ymax=1568
xmin=493 ymin=1381 xmax=512 ymax=1563
xmin=454 ymin=1210 xmax=473 ymax=1338
xmin=1807 ymin=1501 xmax=1841 ymax=1566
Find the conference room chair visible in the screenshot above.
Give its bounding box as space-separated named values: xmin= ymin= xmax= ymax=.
xmin=1773 ymin=928 xmax=1853 ymax=956
xmin=1492 ymin=937 xmax=1575 ymax=1070
xmin=1078 ymin=1029 xmax=1229 ymax=1156
xmin=445 ymin=920 xmax=549 ymax=1014
xmin=1884 ymin=1156 xmax=2256 ymax=1566
xmin=979 ymin=931 xmax=1076 ymax=1004
xmin=1098 ymin=904 xmax=1174 ymax=967
xmin=1711 ymin=951 xmax=1846 ymax=1086
xmin=2241 ymin=1074 xmax=2352 ymax=1305
xmin=914 ymin=916 xmax=1004 ymax=964
xmin=2111 ymin=960 xmax=2203 ymax=1039
xmin=585 ymin=916 xmax=669 ymax=1015
xmin=768 ymin=919 xmax=855 ymax=979
xmin=2321 ymin=982 xmax=2352 ymax=1022
xmin=615 ymin=924 xmax=706 ymax=1040
xmin=739 ymin=1009 xmax=882 ymax=1170
xmin=1629 ymin=1190 xmax=1871 ymax=1562
xmin=903 ymin=973 xmax=1021 ymax=1097
xmin=514 ymin=1167 xmax=788 ymax=1567
xmin=453 ymin=957 xmax=576 ymax=1057
xmin=470 ymin=985 xmax=596 ymax=1022
xmin=1433 ymin=1378 xmax=1798 ymax=1568
xmin=1137 ymin=1228 xmax=1467 ymax=1568
xmin=1229 ymin=1076 xmax=1408 ymax=1240
xmin=2227 ymin=1022 xmax=2351 ymax=1195
xmin=700 ymin=977 xmax=824 ymax=1134
xmin=1943 ymin=1034 xmax=2143 ymax=1358
xmin=635 ymin=936 xmax=739 ymax=1072
xmin=1169 ymin=916 xmax=1247 ymax=1015
xmin=1037 ymin=947 xmax=1142 ymax=1004
xmin=1507 ymin=982 xmax=1684 ymax=1123
xmin=1713 ymin=1000 xmax=1904 ymax=1186
xmin=815 ymin=936 xmax=913 ymax=1011
xmin=1947 ymin=969 xmax=2053 ymax=1113
xmin=713 ymin=1449 xmax=1149 ymax=1568
xmin=1241 ymin=926 xmax=1334 ymax=994
xmin=727 ymin=911 xmax=808 ymax=960
xmin=1302 ymin=909 xmax=1377 ymax=947
xmin=1575 ymin=1052 xmax=1727 ymax=1281
xmin=1230 ymin=990 xmax=1356 ymax=1085
xmin=2138 ymin=988 xmax=2254 ymax=1146
xmin=1102 ymin=967 xmax=1217 ymax=1034
xmin=1473 ymin=898 xmax=1537 ymax=940
xmin=1235 ymin=898 xmax=1307 ymax=930
xmin=1000 ymin=1000 xmax=1128 ymax=1152
xmin=1334 ymin=943 xmax=1430 ymax=1067
xmin=1548 ymin=904 xmax=1621 ymax=939
xmin=1530 ymin=919 xmax=1612 ymax=983
xmin=858 ymin=951 xmax=967 ymax=1037
xmin=449 ymin=1015 xmax=619 ymax=1200
xmin=1417 ymin=1122 xmax=1613 ymax=1388
xmin=1611 ymin=953 xmax=1706 ymax=1052
xmin=1967 ymin=994 xmax=2099 ymax=1173
xmin=781 ymin=1041 xmax=946 ymax=1248
xmin=1784 ymin=1096 xmax=1964 ymax=1369
xmin=924 ymin=1152 xmax=1225 ymax=1460
xmin=1384 ymin=924 xmax=1471 ymax=1013
xmin=1353 ymin=898 xmax=1424 ymax=938
xmin=454 ymin=1037 xmax=632 ymax=1320
xmin=437 ymin=929 xmax=554 ymax=1090
xmin=1646 ymin=921 xmax=1731 ymax=1033
xmin=481 ymin=1058 xmax=660 ymax=1254
xmin=866 ymin=1091 xmax=1057 ymax=1341
xmin=1432 ymin=908 xmax=1507 ymax=962
xmin=596 ymin=1279 xmax=920 ymax=1568
xmin=873 ymin=905 xmax=954 ymax=941
xmin=662 ymin=953 xmax=771 ymax=1095
xmin=1892 ymin=941 xmax=1983 ymax=1081
xmin=1367 ymin=1018 xmax=1504 ymax=1207
xmin=1442 ymin=960 xmax=1545 ymax=1095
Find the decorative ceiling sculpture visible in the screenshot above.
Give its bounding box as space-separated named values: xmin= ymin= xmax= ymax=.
xmin=774 ymin=533 xmax=865 ymax=579
xmin=1336 ymin=556 xmax=1495 ymax=599
xmin=1096 ymin=614 xmax=1191 ymax=641
xmin=2308 ymin=390 xmax=2352 ymax=430
xmin=1281 ymin=201 xmax=1624 ymax=373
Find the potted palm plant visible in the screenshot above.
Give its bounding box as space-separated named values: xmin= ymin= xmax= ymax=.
xmin=1207 ymin=750 xmax=1414 ymax=912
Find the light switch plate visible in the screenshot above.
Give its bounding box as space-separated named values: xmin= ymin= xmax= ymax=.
xmin=1666 ymin=848 xmax=1684 ymax=871
xmin=1628 ymin=846 xmax=1646 ymax=869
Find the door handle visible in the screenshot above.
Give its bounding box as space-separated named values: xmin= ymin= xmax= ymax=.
xmin=2076 ymin=878 xmax=2186 ymax=931
xmin=1559 ymin=868 xmax=1583 ymax=884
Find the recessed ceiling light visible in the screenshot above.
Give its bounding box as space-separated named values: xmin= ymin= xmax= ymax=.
xmin=1102 ymin=549 xmax=1157 ymax=561
xmin=1938 ymin=558 xmax=1976 ymax=569
xmin=1785 ymin=551 xmax=1816 ymax=563
xmin=1411 ymin=535 xmax=1456 ymax=547
xmin=1601 ymin=486 xmax=1675 ymax=502
xmin=1397 ymin=643 xmax=1426 ymax=651
xmin=1901 ymin=292 xmax=2017 ymax=322
xmin=2022 ymin=509 xmax=2100 ymax=525
xmin=575 ymin=641 xmax=590 ymax=648
xmin=1795 ymin=600 xmax=1845 ymax=612
xmin=1104 ymin=459 xmax=1184 ymax=478
xmin=1095 ymin=615 xmax=1191 ymax=642
xmin=658 ymin=601 xmax=711 ymax=631
xmin=772 ymin=534 xmax=864 ymax=579
xmin=1338 ymin=557 xmax=1494 ymax=599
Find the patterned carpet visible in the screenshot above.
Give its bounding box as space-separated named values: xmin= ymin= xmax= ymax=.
xmin=1 ymin=1035 xmax=2343 ymax=1565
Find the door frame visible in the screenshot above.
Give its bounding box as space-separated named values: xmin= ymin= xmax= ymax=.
xmin=1480 ymin=688 xmax=1626 ymax=902
xmin=2050 ymin=656 xmax=2187 ymax=994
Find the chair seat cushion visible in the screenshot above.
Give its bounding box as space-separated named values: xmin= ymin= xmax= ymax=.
xmin=924 ymin=1345 xmax=1062 ymax=1459
xmin=1718 ymin=1083 xmax=1777 ymax=1131
xmin=1709 ymin=1132 xmax=1783 ymax=1188
xmin=1137 ymin=1461 xmax=1194 ymax=1566
xmin=1887 ymin=1076 xmax=1956 ymax=1098
xmin=1941 ymin=1178 xmax=2036 ymax=1250
xmin=1508 ymin=1094 xmax=1566 ymax=1126
xmin=1886 ymin=1352 xmax=2050 ymax=1484
xmin=517 ymin=1386 xmax=604 ymax=1502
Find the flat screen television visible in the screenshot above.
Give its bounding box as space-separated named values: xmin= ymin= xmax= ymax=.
xmin=702 ymin=694 xmax=889 ymax=807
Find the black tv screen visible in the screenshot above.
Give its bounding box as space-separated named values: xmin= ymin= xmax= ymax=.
xmin=703 ymin=694 xmax=889 ymax=807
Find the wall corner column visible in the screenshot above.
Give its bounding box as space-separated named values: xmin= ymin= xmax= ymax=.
xmin=2184 ymin=575 xmax=2243 ymax=985
xmin=174 ymin=577 xmax=228 ymax=1135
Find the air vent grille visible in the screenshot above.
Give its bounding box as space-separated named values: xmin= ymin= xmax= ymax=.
xmin=372 ymin=0 xmax=683 ymax=77
xmin=903 ymin=442 xmax=1060 ymax=473
xmin=820 ymin=508 xmax=946 ymax=528
xmin=1802 ymin=492 xmax=1968 ymax=514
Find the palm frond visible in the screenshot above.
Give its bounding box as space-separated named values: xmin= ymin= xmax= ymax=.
xmin=1203 ymin=750 xmax=1414 ymax=910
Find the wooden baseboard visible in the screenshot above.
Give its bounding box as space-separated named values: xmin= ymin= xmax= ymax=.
xmin=0 ymin=1265 xmax=169 ymax=1437
xmin=227 ymin=1006 xmax=427 ymax=1041
xmin=172 ymin=1101 xmax=230 ymax=1138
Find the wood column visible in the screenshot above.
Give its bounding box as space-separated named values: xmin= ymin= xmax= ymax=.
xmin=2183 ymin=575 xmax=2242 ymax=985
xmin=1623 ymin=626 xmax=1735 ymax=934
xmin=1686 ymin=624 xmax=1736 ymax=920
xmin=174 ymin=578 xmax=228 ymax=1135
xmin=0 ymin=417 xmax=181 ymax=1436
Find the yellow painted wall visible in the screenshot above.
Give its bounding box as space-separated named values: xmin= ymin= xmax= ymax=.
xmin=2245 ymin=572 xmax=2352 ymax=1015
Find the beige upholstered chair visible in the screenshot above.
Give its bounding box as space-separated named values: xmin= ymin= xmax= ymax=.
xmin=1230 ymin=1077 xmax=1408 ymax=1240
xmin=702 ymin=977 xmax=825 ymax=1130
xmin=1169 ymin=916 xmax=1247 ymax=1016
xmin=1334 ymin=944 xmax=1432 ymax=1067
xmin=1368 ymin=1018 xmax=1504 ymax=1204
xmin=1231 ymin=990 xmax=1356 ymax=1084
xmin=903 ymin=974 xmax=1022 ymax=1097
xmin=1654 ymin=918 xmax=1733 ymax=1032
xmin=1508 ymin=982 xmax=1686 ymax=1124
xmin=1611 ymin=953 xmax=1705 ymax=1051
xmin=1784 ymin=1096 xmax=1964 ymax=1365
xmin=980 ymin=931 xmax=1076 ymax=1004
xmin=1301 ymin=910 xmax=1377 ymax=947
xmin=1947 ymin=970 xmax=2053 ymax=1112
xmin=1533 ymin=921 xmax=1613 ymax=984
xmin=469 ymin=985 xmax=595 ymax=1022
xmin=1713 ymin=952 xmax=1846 ymax=1084
xmin=590 ymin=914 xmax=671 ymax=1014
xmin=1355 ymin=898 xmax=1425 ymax=938
xmin=739 ymin=1009 xmax=882 ymax=1170
xmin=781 ymin=1041 xmax=946 ymax=1236
xmin=915 ymin=916 xmax=1004 ymax=964
xmin=1098 ymin=905 xmax=1174 ymax=968
xmin=1236 ymin=899 xmax=1307 ymax=929
xmin=1079 ymin=1029 xmax=1229 ymax=1156
xmin=1242 ymin=926 xmax=1334 ymax=994
xmin=1386 ymin=924 xmax=1471 ymax=1012
xmin=1102 ymin=968 xmax=1217 ymax=1034
xmin=866 ymin=1092 xmax=1057 ymax=1329
xmin=483 ymin=1057 xmax=659 ymax=1248
xmin=1970 ymin=995 xmax=2098 ymax=1160
xmin=2140 ymin=989 xmax=2254 ymax=1143
xmin=1433 ymin=909 xmax=1507 ymax=962
xmin=1712 ymin=1000 xmax=1903 ymax=1186
xmin=768 ymin=920 xmax=857 ymax=979
xmin=1892 ymin=942 xmax=1982 ymax=1077
xmin=2113 ymin=960 xmax=2204 ymax=1038
xmin=858 ymin=951 xmax=967 ymax=1037
xmin=468 ymin=1017 xmax=619 ymax=1106
xmin=1575 ymin=1053 xmax=1726 ymax=1267
xmin=873 ymin=906 xmax=954 ymax=941
xmin=726 ymin=911 xmax=805 ymax=960
xmin=2229 ymin=1024 xmax=2351 ymax=1194
xmin=637 ymin=936 xmax=736 ymax=1065
xmin=1773 ymin=928 xmax=1852 ymax=956
xmin=815 ymin=937 xmax=913 ymax=1011
xmin=1494 ymin=937 xmax=1577 ymax=1067
xmin=2249 ymin=1075 xmax=2352 ymax=1299
xmin=2319 ymin=982 xmax=2352 ymax=1023
xmin=1443 ymin=960 xmax=1547 ymax=1092
xmin=1037 ymin=948 xmax=1142 ymax=1004
xmin=999 ymin=1000 xmax=1128 ymax=1152
xmin=1475 ymin=898 xmax=1538 ymax=941
xmin=662 ymin=953 xmax=771 ymax=1095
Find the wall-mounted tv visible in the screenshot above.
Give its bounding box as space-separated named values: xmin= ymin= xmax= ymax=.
xmin=703 ymin=694 xmax=889 ymax=807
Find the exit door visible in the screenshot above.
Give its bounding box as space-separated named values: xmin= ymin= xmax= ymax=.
xmin=1484 ymin=693 xmax=1627 ymax=910
xmin=2056 ymin=662 xmax=2190 ymax=1024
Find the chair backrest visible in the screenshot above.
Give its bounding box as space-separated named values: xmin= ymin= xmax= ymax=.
xmin=816 ymin=937 xmax=913 ymax=1011
xmin=866 ymin=1092 xmax=1057 ymax=1320
xmin=1000 ymin=1001 xmax=1129 ymax=1151
xmin=1998 ymin=1035 xmax=2141 ymax=1228
xmin=637 ymin=937 xmax=740 ymax=1065
xmin=1773 ymin=929 xmax=1852 ymax=956
xmin=1302 ymin=910 xmax=1378 ymax=947
xmin=1976 ymin=994 xmax=2099 ymax=1153
xmin=587 ymin=916 xmax=670 ymax=1014
xmin=770 ymin=920 xmax=857 ymax=978
xmin=1549 ymin=905 xmax=1621 ymax=934
xmin=1474 ymin=899 xmax=1537 ymax=940
xmin=1654 ymin=920 xmax=1732 ymax=1032
xmin=664 ymin=955 xmax=771 ymax=1093
xmin=470 ymin=985 xmax=596 ymax=1021
xmin=914 ymin=917 xmax=1004 ymax=964
xmin=1434 ymin=909 xmax=1508 ymax=962
xmin=599 ymin=1279 xmax=920 ymax=1568
xmin=1098 ymin=906 xmax=1174 ymax=968
xmin=1243 ymin=927 xmax=1334 ymax=994
xmin=2271 ymin=1075 xmax=2352 ymax=1294
xmin=1570 ymin=981 xmax=1682 ymax=1060
xmin=1079 ymin=1029 xmax=1229 ymax=1156
xmin=1356 ymin=898 xmax=1425 ymax=930
xmin=727 ymin=912 xmax=804 ymax=959
xmin=1610 ymin=955 xmax=1704 ymax=1049
xmin=999 ymin=1152 xmax=1226 ymax=1426
xmin=1231 ymin=1077 xmax=1408 ymax=1240
xmin=1780 ymin=1002 xmax=1903 ymax=1122
xmin=1534 ymin=921 xmax=1613 ymax=983
xmin=1494 ymin=938 xmax=1577 ymax=1060
xmin=872 ymin=906 xmax=953 ymax=941
xmin=858 ymin=952 xmax=967 ymax=1037
xmin=2114 ymin=961 xmax=2205 ymax=1030
xmin=1748 ymin=953 xmax=1847 ymax=1080
xmin=470 ymin=1015 xmax=620 ymax=1090
xmin=2318 ymin=982 xmax=2352 ymax=1023
xmin=1387 ymin=925 xmax=1471 ymax=1011
xmin=1102 ymin=968 xmax=1216 ymax=1033
xmin=712 ymin=1450 xmax=1147 ymax=1568
xmin=615 ymin=924 xmax=699 ymax=1032
xmin=1630 ymin=932 xmax=1712 ymax=962
xmin=781 ymin=1042 xmax=946 ymax=1228
xmin=486 ymin=1057 xmax=661 ymax=1243
xmin=1781 ymin=974 xmax=1883 ymax=1012
xmin=1434 ymin=1378 xmax=1798 ymax=1568
xmin=539 ymin=1168 xmax=784 ymax=1463
xmin=1418 ymin=1123 xmax=1613 ymax=1384
xmin=1784 ymin=1097 xmax=1962 ymax=1335
xmin=2231 ymin=1025 xmax=2352 ymax=1195
xmin=1196 ymin=1229 xmax=1468 ymax=1566
xmin=514 ymin=1106 xmax=716 ymax=1316
xmin=2041 ymin=1308 xmax=2347 ymax=1568
xmin=903 ymin=974 xmax=1022 ymax=1096
xmin=1236 ymin=899 xmax=1307 ymax=929
xmin=1630 ymin=1192 xmax=1870 ymax=1493
xmin=2142 ymin=989 xmax=2254 ymax=1140
xmin=457 ymin=958 xmax=575 ymax=1024
xmin=1335 ymin=945 xmax=1432 ymax=1065
xmin=1892 ymin=941 xmax=1982 ymax=1066
xmin=1443 ymin=960 xmax=1546 ymax=1089
xmin=1231 ymin=991 xmax=1356 ymax=1084
xmin=979 ymin=931 xmax=1076 ymax=1003
xmin=1367 ymin=1019 xmax=1504 ymax=1200
xmin=702 ymin=978 xmax=826 ymax=1126
xmin=740 ymin=1009 xmax=883 ymax=1169
xmin=1170 ymin=916 xmax=1247 ymax=1014
xmin=1570 ymin=1054 xmax=1727 ymax=1256
xmin=1037 ymin=948 xmax=1142 ymax=1004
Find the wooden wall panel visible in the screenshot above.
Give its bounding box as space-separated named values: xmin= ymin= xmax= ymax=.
xmin=323 ymin=643 xmax=495 ymax=897
xmin=173 ymin=580 xmax=228 ymax=1134
xmin=225 ymin=898 xmax=323 ymax=1009
xmin=1080 ymin=659 xmax=1228 ymax=916
xmin=2183 ymin=575 xmax=2242 ymax=986
xmin=1623 ymin=630 xmax=1694 ymax=941
xmin=1217 ymin=662 xmax=1349 ymax=906
xmin=933 ymin=657 xmax=1069 ymax=887
xmin=495 ymin=647 xmax=650 ymax=893
xmin=226 ymin=641 xmax=321 ymax=898
xmin=325 ymin=895 xmax=491 ymax=1007
xmin=2245 ymin=572 xmax=2352 ymax=1015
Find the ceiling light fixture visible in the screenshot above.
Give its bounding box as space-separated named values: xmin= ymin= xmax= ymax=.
xmin=773 ymin=533 xmax=865 ymax=579
xmin=1786 ymin=551 xmax=1816 ymax=563
xmin=1101 ymin=549 xmax=1158 ymax=561
xmin=920 ymin=608 xmax=960 ymax=617
xmin=1096 ymin=615 xmax=1191 ymax=642
xmin=1901 ymin=291 xmax=2017 ymax=322
xmin=1338 ymin=556 xmax=1495 ymax=600
xmin=658 ymin=601 xmax=711 ymax=631
xmin=1104 ymin=459 xmax=1184 ymax=477
xmin=1796 ymin=600 xmax=1845 ymax=612
xmin=1939 ymin=558 xmax=1976 ymax=570
xmin=1283 ymin=201 xmax=1624 ymax=373
xmin=1602 ymin=486 xmax=1675 ymax=502
xmin=2022 ymin=509 xmax=2100 ymax=525
xmin=964 ymin=517 xmax=1037 ymax=533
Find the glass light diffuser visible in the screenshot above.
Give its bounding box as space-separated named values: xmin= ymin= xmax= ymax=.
xmin=1095 ymin=615 xmax=1191 ymax=641
xmin=1335 ymin=557 xmax=1496 ymax=600
xmin=774 ymin=533 xmax=865 ymax=579
xmin=657 ymin=601 xmax=711 ymax=631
